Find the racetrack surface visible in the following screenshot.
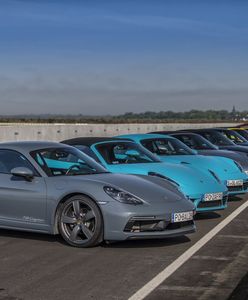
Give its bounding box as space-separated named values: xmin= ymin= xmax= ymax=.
xmin=0 ymin=195 xmax=248 ymax=300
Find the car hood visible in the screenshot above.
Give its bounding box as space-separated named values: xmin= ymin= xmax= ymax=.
xmin=219 ymin=145 xmax=248 ymax=154
xmin=237 ymin=142 xmax=248 ymax=146
xmin=198 ymin=149 xmax=248 ymax=171
xmin=106 ymin=162 xmax=227 ymax=196
xmin=158 ymin=155 xmax=248 ymax=181
xmin=63 ymin=173 xmax=191 ymax=206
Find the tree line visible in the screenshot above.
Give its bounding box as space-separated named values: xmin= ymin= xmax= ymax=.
xmin=0 ymin=109 xmax=247 ymax=123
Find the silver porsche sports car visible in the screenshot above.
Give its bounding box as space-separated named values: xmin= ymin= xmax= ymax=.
xmin=0 ymin=141 xmax=195 ymax=247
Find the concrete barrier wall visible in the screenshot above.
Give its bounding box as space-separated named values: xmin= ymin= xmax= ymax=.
xmin=0 ymin=123 xmax=239 ymax=142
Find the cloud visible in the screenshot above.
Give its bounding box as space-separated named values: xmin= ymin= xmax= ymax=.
xmin=0 ymin=70 xmax=247 ymax=115
xmin=103 ymin=15 xmax=248 ymax=38
xmin=2 ymin=1 xmax=248 ymax=38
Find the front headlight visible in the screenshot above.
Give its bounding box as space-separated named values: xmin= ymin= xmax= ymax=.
xmin=103 ymin=186 xmax=143 ymax=205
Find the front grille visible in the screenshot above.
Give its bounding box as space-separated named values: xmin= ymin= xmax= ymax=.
xmin=198 ymin=200 xmax=222 ymax=208
xmin=197 ymin=196 xmax=228 ymax=209
xmin=124 ymin=219 xmax=167 ymax=232
xmin=227 ymin=181 xmax=248 ymax=192
xmin=166 ymin=220 xmax=194 ymax=230
xmin=124 ymin=218 xmax=193 ymax=233
xmin=228 ymin=186 xmax=244 ymax=192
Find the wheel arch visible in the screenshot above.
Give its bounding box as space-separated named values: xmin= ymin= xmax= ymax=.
xmin=53 ymin=192 xmax=104 ymax=235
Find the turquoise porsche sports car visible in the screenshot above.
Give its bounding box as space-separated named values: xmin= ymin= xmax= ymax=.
xmin=117 ymin=134 xmax=248 ymax=196
xmin=62 ymin=137 xmax=228 ymax=212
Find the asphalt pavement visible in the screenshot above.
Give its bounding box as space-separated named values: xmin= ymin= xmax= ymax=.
xmin=0 ymin=195 xmax=248 ymax=300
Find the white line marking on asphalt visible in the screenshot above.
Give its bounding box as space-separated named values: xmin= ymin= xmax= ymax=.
xmin=218 ymin=234 xmax=248 ymax=239
xmin=128 ymin=200 xmax=248 ymax=300
xmin=192 ymin=255 xmax=231 ymax=261
xmin=158 ymin=285 xmax=227 ymax=292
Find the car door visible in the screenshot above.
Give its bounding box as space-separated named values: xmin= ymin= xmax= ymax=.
xmin=0 ymin=149 xmax=48 ymax=230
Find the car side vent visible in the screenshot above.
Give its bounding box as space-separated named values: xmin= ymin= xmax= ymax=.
xmin=208 ymin=169 xmax=221 ymax=184
xmin=234 ymin=161 xmax=243 ymax=172
xmin=148 ymin=172 xmax=180 ymax=187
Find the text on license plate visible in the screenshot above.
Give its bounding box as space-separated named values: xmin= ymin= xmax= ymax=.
xmin=227 ymin=179 xmax=243 ymax=187
xmin=172 ymin=211 xmax=194 ymax=223
xmin=204 ymin=192 xmax=223 ymax=202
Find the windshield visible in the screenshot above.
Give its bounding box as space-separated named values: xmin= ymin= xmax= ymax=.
xmin=31 ymin=147 xmax=108 ymax=176
xmin=220 ymin=130 xmax=248 ymax=144
xmin=200 ymin=131 xmax=235 ymax=146
xmin=141 ymin=138 xmax=195 ymax=155
xmin=95 ymin=141 xmax=161 ymax=164
xmin=173 ymin=134 xmax=216 ymax=150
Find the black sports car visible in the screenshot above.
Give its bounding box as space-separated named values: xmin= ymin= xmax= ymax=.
xmin=170 ymin=128 xmax=248 ymax=158
xmin=167 ymin=132 xmax=248 ymax=173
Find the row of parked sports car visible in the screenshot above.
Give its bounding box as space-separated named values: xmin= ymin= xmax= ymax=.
xmin=0 ymin=125 xmax=248 ymax=247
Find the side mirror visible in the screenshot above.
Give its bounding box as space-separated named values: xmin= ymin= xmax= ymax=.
xmin=11 ymin=167 xmax=34 ymax=181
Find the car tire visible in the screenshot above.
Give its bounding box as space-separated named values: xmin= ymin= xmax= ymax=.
xmin=58 ymin=195 xmax=103 ymax=247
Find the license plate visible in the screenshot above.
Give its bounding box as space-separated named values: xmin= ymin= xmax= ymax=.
xmin=204 ymin=192 xmax=223 ymax=202
xmin=227 ymin=179 xmax=243 ymax=187
xmin=172 ymin=211 xmax=194 ymax=223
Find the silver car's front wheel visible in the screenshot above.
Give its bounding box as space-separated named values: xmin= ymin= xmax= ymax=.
xmin=58 ymin=195 xmax=103 ymax=247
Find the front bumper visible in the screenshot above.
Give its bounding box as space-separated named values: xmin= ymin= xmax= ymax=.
xmin=226 ymin=180 xmax=248 ymax=195
xmin=100 ymin=200 xmax=196 ymax=241
xmin=189 ymin=193 xmax=228 ymax=213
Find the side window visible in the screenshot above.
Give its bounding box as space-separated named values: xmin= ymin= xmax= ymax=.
xmin=222 ymin=131 xmax=230 ymax=139
xmin=0 ymin=150 xmax=39 ymax=176
xmin=113 ymin=145 xmax=129 ymax=162
xmin=180 ymin=136 xmax=194 ymax=148
xmin=96 ymin=143 xmax=154 ymax=164
xmin=201 ymin=133 xmax=213 ymax=143
xmin=31 ymin=148 xmax=100 ymax=177
xmin=141 ymin=141 xmax=157 ymax=153
xmin=112 ymin=144 xmax=153 ymax=164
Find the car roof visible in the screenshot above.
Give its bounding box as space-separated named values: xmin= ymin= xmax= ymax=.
xmin=0 ymin=141 xmax=66 ymax=152
xmin=230 ymin=128 xmax=247 ymax=131
xmin=170 ymin=132 xmax=202 ymax=137
xmin=149 ymin=130 xmax=174 ymax=134
xmin=117 ymin=133 xmax=172 ymax=141
xmin=181 ymin=128 xmax=219 ymax=132
xmin=213 ymin=128 xmax=230 ymax=131
xmin=61 ymin=137 xmax=131 ymax=147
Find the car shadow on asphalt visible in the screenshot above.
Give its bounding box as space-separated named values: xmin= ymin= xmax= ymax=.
xmin=228 ymin=195 xmax=244 ymax=202
xmin=0 ymin=229 xmax=191 ymax=249
xmin=194 ymin=211 xmax=221 ymax=220
xmin=0 ymin=229 xmax=64 ymax=245
xmin=102 ymin=235 xmax=191 ymax=248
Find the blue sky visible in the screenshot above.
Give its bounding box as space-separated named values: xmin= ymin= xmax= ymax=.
xmin=0 ymin=0 xmax=248 ymax=115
